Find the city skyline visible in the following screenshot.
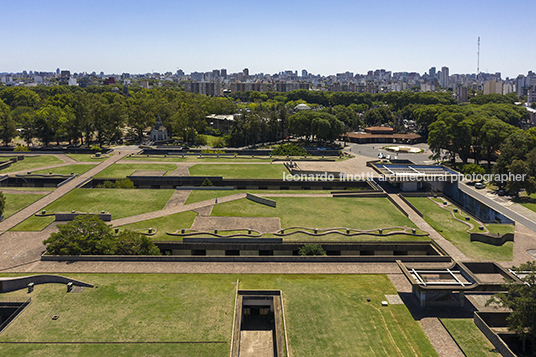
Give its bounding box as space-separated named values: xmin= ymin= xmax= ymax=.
xmin=1 ymin=0 xmax=535 ymax=78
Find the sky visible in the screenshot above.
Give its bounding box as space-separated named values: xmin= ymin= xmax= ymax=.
xmin=1 ymin=0 xmax=534 ymax=78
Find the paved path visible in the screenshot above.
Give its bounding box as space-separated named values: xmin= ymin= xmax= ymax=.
xmin=0 ymin=150 xmax=135 ymax=234
xmin=388 ymin=194 xmax=469 ymax=261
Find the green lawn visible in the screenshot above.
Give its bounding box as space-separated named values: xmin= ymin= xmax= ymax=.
xmin=441 ymin=319 xmax=501 ymax=357
xmin=0 ymin=155 xmax=63 ymax=173
xmin=2 ymin=193 xmax=46 ymax=219
xmin=10 ymin=189 xmax=174 ymax=231
xmin=0 ymin=274 xmax=436 ymax=357
xmin=66 ymin=153 xmax=113 ymax=162
xmin=117 ymin=211 xmax=198 ymax=240
xmin=240 ymin=274 xmax=437 ymax=357
xmin=0 ymin=274 xmax=234 ymax=356
xmin=33 ymin=164 xmax=97 ymax=176
xmin=189 ymin=164 xmax=288 ymax=179
xmin=94 ymin=163 xmax=179 ymax=178
xmin=184 ymin=189 xmax=330 ymax=204
xmin=212 ymin=197 xmax=416 ymax=229
xmin=406 ymin=197 xmax=513 ymax=261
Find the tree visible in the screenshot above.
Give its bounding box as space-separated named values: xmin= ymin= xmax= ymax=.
xmin=0 ymin=192 xmax=5 ymax=217
xmin=43 ymin=215 xmax=160 ymax=255
xmin=487 ymin=261 xmax=536 ymax=354
xmin=0 ymin=99 xmax=16 ymax=146
xmin=43 ymin=215 xmax=116 ymax=255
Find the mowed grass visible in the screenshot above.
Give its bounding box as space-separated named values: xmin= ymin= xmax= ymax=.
xmin=406 ymin=197 xmax=513 ymax=261
xmin=33 ymin=164 xmax=97 ymax=175
xmin=118 ymin=211 xmax=198 ymax=240
xmin=0 ymin=155 xmax=63 ymax=173
xmin=2 ymin=193 xmax=46 ymax=219
xmin=10 ymin=189 xmax=174 ymax=231
xmin=440 ymin=319 xmax=501 ymax=357
xmin=184 ymin=189 xmax=330 ymax=204
xmin=239 ymin=274 xmax=438 ymax=357
xmin=188 ymin=163 xmax=288 ymax=179
xmin=0 ymin=274 xmax=436 ymax=357
xmin=212 ymin=197 xmax=416 ymax=229
xmin=0 ymin=274 xmax=235 ymax=356
xmin=66 ymin=153 xmax=113 ymax=162
xmin=94 ymin=163 xmax=178 ymax=178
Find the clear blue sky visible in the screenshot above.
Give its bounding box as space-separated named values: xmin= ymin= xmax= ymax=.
xmin=1 ymin=0 xmax=534 ymax=78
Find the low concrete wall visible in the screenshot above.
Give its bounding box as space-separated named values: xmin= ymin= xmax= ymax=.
xmin=445 ymin=188 xmax=515 ymax=224
xmin=470 ymin=232 xmax=514 ymax=246
xmin=55 ymin=212 xmax=112 ymax=222
xmin=474 ymin=312 xmax=516 ymax=357
xmin=0 ymin=275 xmax=94 ymax=293
xmin=246 ymin=193 xmax=276 ymax=207
xmin=176 ymin=186 xmax=235 ymax=190
xmin=41 ymin=254 xmax=452 ymax=263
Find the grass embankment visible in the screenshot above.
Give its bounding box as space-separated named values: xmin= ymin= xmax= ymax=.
xmin=10 ymin=189 xmax=174 ymax=231
xmin=406 ymin=197 xmax=514 ymax=260
xmin=2 ymin=193 xmax=46 ymax=219
xmin=94 ymin=163 xmax=179 ymax=178
xmin=184 ymin=189 xmax=329 ymax=204
xmin=188 ymin=163 xmax=288 ymax=179
xmin=118 ymin=211 xmax=198 ymax=240
xmin=0 ymin=155 xmax=63 ymax=173
xmin=33 ymin=164 xmax=97 ymax=176
xmin=0 ymin=274 xmax=437 ymax=357
xmin=66 ymin=154 xmax=113 ymax=162
xmin=440 ymin=318 xmax=501 ymax=357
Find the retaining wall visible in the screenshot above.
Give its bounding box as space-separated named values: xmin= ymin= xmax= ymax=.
xmin=55 ymin=212 xmax=112 ymax=222
xmin=246 ymin=193 xmax=276 ymax=207
xmin=0 ymin=275 xmax=94 ymax=293
xmin=470 ymin=232 xmax=514 ymax=246
xmin=474 ymin=312 xmax=516 ymax=357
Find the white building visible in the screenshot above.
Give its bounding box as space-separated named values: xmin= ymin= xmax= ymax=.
xmin=150 ymin=115 xmax=168 ymax=142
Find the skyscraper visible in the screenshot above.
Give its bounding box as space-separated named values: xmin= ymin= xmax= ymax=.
xmin=429 ymin=67 xmax=436 ymax=78
xmin=440 ymin=66 xmax=449 ymax=88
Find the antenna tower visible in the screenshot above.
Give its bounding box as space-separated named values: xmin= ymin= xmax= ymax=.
xmin=477 ymin=37 xmax=480 ymax=77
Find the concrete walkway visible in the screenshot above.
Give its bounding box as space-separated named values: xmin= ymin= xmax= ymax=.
xmin=388 ymin=194 xmax=469 ymax=261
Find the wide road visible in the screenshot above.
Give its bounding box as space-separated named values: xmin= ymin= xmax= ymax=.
xmin=459 ymin=182 xmax=536 ymax=231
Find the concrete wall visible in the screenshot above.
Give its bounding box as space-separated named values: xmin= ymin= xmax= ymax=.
xmin=445 ymin=188 xmax=514 ymax=224
xmin=246 ymin=193 xmax=276 ymax=207
xmin=55 ymin=212 xmax=112 ymax=222
xmin=470 ymin=232 xmax=514 ymax=246
xmin=0 ymin=275 xmax=94 ymax=293
xmin=474 ymin=312 xmax=516 ymax=357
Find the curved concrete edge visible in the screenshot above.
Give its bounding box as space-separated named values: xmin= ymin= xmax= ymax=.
xmin=0 ymin=274 xmax=94 ymax=293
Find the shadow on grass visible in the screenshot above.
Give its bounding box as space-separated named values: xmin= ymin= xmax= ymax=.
xmin=399 ymin=292 xmax=477 ymax=321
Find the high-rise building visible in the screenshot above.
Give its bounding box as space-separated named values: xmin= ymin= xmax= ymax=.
xmin=221 ymin=69 xmax=227 ymax=78
xmin=302 ymin=69 xmax=308 ymax=78
xmin=440 ymin=66 xmax=449 ymax=88
xmin=243 ymin=68 xmax=249 ymax=78
xmin=483 ymin=80 xmax=503 ymax=95
xmin=429 ymin=67 xmax=436 ymax=78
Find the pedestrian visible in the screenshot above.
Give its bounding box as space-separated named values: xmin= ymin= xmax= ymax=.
xmin=215 ymin=197 xmax=218 ymax=204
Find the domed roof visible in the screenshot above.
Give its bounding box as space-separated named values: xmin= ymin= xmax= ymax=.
xmin=294 ymin=103 xmax=311 ymax=111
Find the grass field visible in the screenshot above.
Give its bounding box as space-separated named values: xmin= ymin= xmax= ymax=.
xmin=0 ymin=155 xmax=63 ymax=173
xmin=117 ymin=211 xmax=198 ymax=240
xmin=440 ymin=319 xmax=501 ymax=357
xmin=3 ymin=193 xmax=46 ymax=219
xmin=0 ymin=274 xmax=437 ymax=357
xmin=10 ymin=189 xmax=174 ymax=231
xmin=33 ymin=164 xmax=97 ymax=175
xmin=94 ymin=163 xmax=179 ymax=178
xmin=66 ymin=154 xmax=113 ymax=162
xmin=212 ymin=197 xmax=416 ymax=230
xmin=406 ymin=197 xmax=513 ymax=261
xmin=188 ymin=164 xmax=288 ymax=179
xmin=122 ymin=155 xmax=342 ymax=163
xmin=184 ymin=189 xmax=330 ymax=204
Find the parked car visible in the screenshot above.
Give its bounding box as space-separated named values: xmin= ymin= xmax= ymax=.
xmin=497 ymin=189 xmax=506 ymax=196
xmin=474 ymin=182 xmax=486 ymax=189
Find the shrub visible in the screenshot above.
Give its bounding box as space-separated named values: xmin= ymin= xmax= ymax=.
xmin=201 ymin=178 xmax=213 ymax=186
xmin=298 ymin=243 xmax=326 ymax=256
xmin=91 ymin=145 xmax=102 ymax=151
xmin=272 ymin=143 xmax=307 ymax=156
xmin=14 ymin=145 xmax=30 ymax=152
xmin=96 ymin=179 xmax=135 ymax=189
